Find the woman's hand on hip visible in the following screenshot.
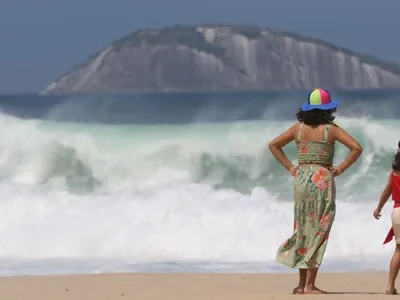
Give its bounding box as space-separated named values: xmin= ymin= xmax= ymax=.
xmin=329 ymin=166 xmax=343 ymax=177
xmin=289 ymin=166 xmax=298 ymax=177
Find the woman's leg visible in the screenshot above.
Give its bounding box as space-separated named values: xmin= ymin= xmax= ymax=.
xmin=386 ymin=244 xmax=400 ymax=294
xmin=387 ymin=208 xmax=400 ymax=294
xmin=293 ymin=269 xmax=306 ymax=294
xmin=304 ymin=268 xmax=326 ymax=294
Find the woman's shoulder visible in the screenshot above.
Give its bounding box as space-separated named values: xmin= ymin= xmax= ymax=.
xmin=288 ymin=123 xmax=303 ymax=139
xmin=288 ymin=122 xmax=303 ymax=130
xmin=327 ymin=122 xmax=340 ymax=136
xmin=392 ymin=170 xmax=400 ymax=177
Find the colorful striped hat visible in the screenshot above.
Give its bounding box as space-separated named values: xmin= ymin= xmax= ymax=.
xmin=301 ymin=88 xmax=340 ymax=111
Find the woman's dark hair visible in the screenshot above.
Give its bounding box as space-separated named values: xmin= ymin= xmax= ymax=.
xmin=392 ymin=141 xmax=400 ymax=171
xmin=296 ymin=108 xmax=336 ymax=126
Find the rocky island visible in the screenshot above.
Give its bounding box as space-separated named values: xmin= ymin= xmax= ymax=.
xmin=43 ymin=24 xmax=400 ymax=93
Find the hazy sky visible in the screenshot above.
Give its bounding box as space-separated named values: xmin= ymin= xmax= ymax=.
xmin=0 ymin=0 xmax=399 ymax=93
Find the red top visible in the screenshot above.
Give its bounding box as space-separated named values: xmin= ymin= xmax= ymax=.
xmin=383 ymin=172 xmax=400 ymax=244
xmin=392 ymin=173 xmax=400 ymax=201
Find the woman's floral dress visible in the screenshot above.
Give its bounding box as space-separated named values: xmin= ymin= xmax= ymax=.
xmin=276 ymin=123 xmax=336 ymax=269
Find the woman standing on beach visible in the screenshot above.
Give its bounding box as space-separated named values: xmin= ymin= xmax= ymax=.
xmin=373 ymin=141 xmax=400 ymax=295
xmin=268 ymin=88 xmax=362 ymax=294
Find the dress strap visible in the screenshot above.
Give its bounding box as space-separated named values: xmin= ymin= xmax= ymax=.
xmin=297 ymin=123 xmax=304 ymax=141
xmin=323 ymin=124 xmax=331 ymax=142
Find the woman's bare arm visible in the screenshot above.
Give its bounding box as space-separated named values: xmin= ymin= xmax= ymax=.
xmin=268 ymin=124 xmax=297 ymax=172
xmin=374 ymin=172 xmax=393 ymax=219
xmin=333 ymin=126 xmax=363 ymax=173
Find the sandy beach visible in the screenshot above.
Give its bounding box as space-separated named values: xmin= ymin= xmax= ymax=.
xmin=0 ymin=272 xmax=391 ymax=300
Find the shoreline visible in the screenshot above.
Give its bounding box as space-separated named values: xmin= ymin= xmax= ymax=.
xmin=0 ymin=272 xmax=390 ymax=300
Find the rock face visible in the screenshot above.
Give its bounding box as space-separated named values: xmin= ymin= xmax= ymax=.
xmin=43 ymin=25 xmax=400 ymax=93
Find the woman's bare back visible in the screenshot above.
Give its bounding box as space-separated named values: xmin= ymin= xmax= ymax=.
xmin=294 ymin=123 xmax=335 ymax=144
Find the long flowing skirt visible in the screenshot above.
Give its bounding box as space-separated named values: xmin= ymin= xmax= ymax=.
xmin=276 ymin=165 xmax=336 ymax=269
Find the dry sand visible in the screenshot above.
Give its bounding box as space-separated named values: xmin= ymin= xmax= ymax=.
xmin=0 ymin=272 xmax=392 ymax=300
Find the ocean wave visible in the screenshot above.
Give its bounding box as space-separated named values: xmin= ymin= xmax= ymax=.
xmin=0 ymin=112 xmax=395 ymax=198
xmin=0 ymin=93 xmax=396 ymax=275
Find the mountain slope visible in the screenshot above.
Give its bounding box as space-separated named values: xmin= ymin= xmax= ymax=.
xmin=43 ymin=25 xmax=400 ymax=93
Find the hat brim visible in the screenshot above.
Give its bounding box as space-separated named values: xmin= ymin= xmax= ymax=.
xmin=301 ymin=100 xmax=340 ymax=111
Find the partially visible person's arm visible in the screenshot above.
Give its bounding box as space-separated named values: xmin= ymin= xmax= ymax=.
xmin=332 ymin=126 xmax=363 ymax=175
xmin=374 ymin=172 xmax=392 ymax=219
xmin=268 ymin=124 xmax=297 ymax=173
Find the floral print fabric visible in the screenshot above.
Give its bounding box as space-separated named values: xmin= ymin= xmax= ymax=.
xmin=276 ymin=165 xmax=336 ymax=269
xmin=276 ymin=123 xmax=336 ymax=269
xmin=296 ymin=124 xmax=334 ymax=166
